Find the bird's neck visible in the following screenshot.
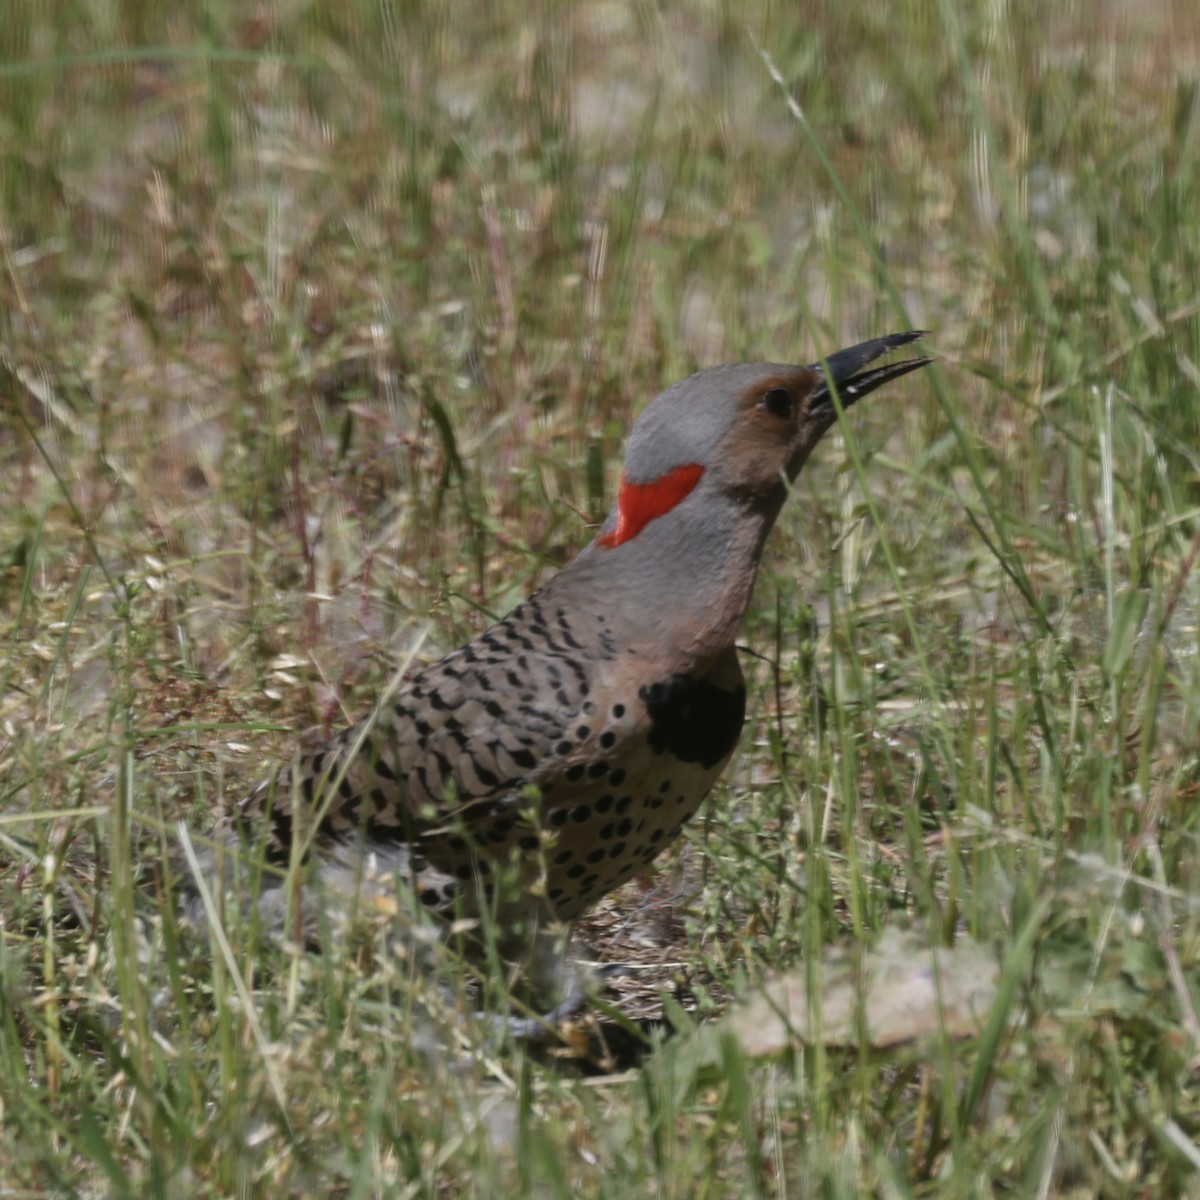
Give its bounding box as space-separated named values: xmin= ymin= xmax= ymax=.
xmin=547 ymin=495 xmax=779 ymax=677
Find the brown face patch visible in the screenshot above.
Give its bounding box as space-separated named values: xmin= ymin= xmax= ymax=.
xmin=713 ymin=367 xmax=822 ymax=497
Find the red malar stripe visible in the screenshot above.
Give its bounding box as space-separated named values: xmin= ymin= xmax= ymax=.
xmin=597 ymin=463 xmax=704 ymax=549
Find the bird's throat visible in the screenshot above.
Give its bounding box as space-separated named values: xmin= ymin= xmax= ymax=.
xmin=597 ymin=463 xmax=704 ymax=549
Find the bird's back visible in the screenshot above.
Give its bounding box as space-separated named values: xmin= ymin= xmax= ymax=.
xmin=231 ymin=584 xmax=746 ymax=923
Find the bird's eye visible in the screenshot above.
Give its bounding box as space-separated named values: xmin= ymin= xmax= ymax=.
xmin=760 ymin=387 xmax=794 ymax=420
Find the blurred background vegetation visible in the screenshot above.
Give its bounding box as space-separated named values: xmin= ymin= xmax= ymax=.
xmin=2 ymin=0 xmax=1200 ymax=1194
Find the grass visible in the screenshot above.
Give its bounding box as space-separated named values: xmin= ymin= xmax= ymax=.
xmin=2 ymin=0 xmax=1200 ymax=1194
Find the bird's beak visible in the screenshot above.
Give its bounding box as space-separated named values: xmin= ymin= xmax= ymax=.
xmin=809 ymin=331 xmax=932 ymax=412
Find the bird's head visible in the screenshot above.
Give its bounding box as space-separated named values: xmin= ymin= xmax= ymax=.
xmin=595 ymin=331 xmax=932 ymax=550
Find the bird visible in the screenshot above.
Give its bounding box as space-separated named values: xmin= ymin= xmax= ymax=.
xmin=209 ymin=331 xmax=931 ymax=958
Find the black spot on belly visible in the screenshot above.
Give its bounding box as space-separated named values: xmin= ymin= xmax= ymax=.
xmin=639 ymin=674 xmax=746 ymax=769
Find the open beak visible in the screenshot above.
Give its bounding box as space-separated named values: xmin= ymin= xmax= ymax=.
xmin=809 ymin=331 xmax=932 ymax=411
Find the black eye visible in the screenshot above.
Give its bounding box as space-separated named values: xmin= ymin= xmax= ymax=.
xmin=760 ymin=387 xmax=794 ymax=420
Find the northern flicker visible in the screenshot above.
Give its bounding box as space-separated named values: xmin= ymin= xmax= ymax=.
xmin=217 ymin=332 xmax=931 ymax=942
